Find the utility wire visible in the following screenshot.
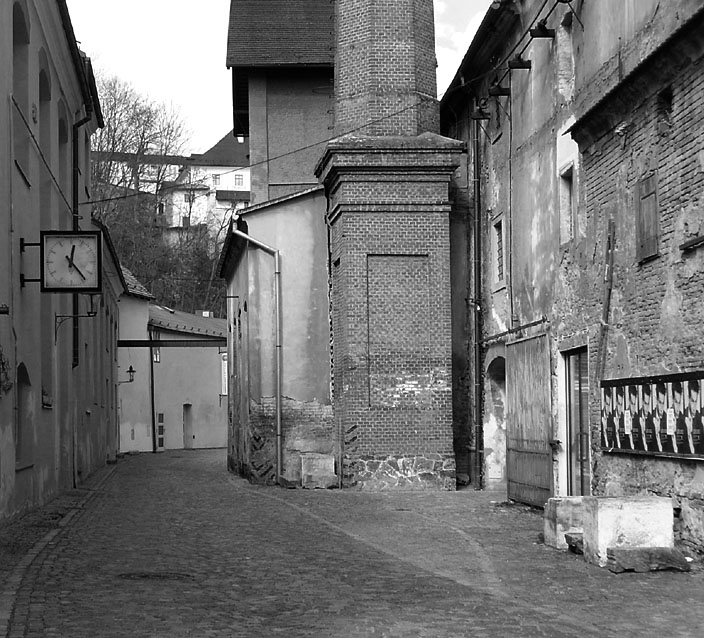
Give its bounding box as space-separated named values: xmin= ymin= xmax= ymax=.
xmin=84 ymin=91 xmax=439 ymax=206
xmin=11 ymin=95 xmax=74 ymax=214
xmin=84 ymin=0 xmax=568 ymax=208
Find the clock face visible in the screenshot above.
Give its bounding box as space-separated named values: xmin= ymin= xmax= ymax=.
xmin=40 ymin=231 xmax=102 ymax=293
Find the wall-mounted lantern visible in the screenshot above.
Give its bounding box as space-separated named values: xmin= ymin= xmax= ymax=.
xmin=489 ymin=85 xmax=511 ymax=97
xmin=508 ymin=55 xmax=532 ymax=70
xmin=119 ymin=365 xmax=136 ymax=384
xmin=529 ymin=19 xmax=555 ymax=39
xmin=471 ymin=106 xmax=491 ymax=120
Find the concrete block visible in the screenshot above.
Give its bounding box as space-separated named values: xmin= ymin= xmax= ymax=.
xmin=301 ymin=453 xmax=337 ymax=489
xmin=582 ymin=497 xmax=674 ymax=567
xmin=544 ymin=497 xmax=584 ymax=550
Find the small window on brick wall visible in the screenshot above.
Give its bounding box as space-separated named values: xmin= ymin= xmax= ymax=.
xmin=636 ymin=173 xmax=659 ymax=262
xmin=559 ymin=164 xmax=575 ymax=243
xmin=657 ymin=86 xmax=673 ymax=136
xmin=492 ymin=218 xmax=505 ymax=287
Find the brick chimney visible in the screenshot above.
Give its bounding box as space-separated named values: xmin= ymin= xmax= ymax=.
xmin=317 ymin=0 xmax=464 ymax=490
xmin=334 ymin=0 xmax=439 ymax=136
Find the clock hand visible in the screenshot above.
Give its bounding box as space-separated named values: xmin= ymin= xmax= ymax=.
xmin=65 ymin=254 xmax=87 ymax=280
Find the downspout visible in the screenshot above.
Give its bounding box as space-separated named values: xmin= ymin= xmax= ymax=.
xmin=472 ymin=107 xmax=484 ymax=490
xmin=232 ymin=229 xmax=283 ymax=485
xmin=71 ymin=111 xmax=92 ymax=371
xmin=148 ymin=330 xmax=157 ymax=454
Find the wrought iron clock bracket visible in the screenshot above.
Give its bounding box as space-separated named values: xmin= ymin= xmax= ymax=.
xmin=54 ymin=294 xmax=99 ymax=342
xmin=20 ymin=237 xmax=41 ymax=287
xmin=55 ymin=310 xmax=96 ymax=343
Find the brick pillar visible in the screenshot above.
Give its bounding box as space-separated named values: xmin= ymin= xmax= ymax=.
xmin=318 ymin=0 xmax=464 ymax=490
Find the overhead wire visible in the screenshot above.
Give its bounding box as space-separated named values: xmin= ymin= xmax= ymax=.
xmin=11 ymin=95 xmax=74 ymax=214
xmin=84 ymin=0 xmax=568 ymax=208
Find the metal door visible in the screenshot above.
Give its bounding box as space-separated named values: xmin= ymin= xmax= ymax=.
xmin=506 ymin=334 xmax=552 ymax=506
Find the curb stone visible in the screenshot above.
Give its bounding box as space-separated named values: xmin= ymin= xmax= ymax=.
xmin=0 ymin=464 xmax=117 ymax=638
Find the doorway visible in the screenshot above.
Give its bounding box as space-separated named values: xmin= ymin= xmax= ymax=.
xmin=506 ymin=334 xmax=552 ymax=507
xmin=182 ymin=403 xmax=194 ymax=449
xmin=565 ymin=348 xmax=590 ymax=495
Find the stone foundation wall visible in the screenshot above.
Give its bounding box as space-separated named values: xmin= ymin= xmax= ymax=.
xmin=344 ymin=453 xmax=456 ymax=490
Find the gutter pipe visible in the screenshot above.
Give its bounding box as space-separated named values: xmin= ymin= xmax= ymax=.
xmin=232 ymin=229 xmax=283 ymax=485
xmin=472 ymin=107 xmax=484 ymax=490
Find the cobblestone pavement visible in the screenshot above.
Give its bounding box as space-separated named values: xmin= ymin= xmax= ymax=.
xmin=1 ymin=449 xmax=702 ymax=638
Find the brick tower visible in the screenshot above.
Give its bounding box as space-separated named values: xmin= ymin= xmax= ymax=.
xmin=316 ymin=0 xmax=464 ymax=489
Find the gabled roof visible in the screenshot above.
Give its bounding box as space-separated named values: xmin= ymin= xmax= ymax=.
xmin=148 ymin=305 xmax=226 ymax=338
xmin=189 ymin=131 xmax=250 ymax=167
xmin=226 ymin=0 xmax=334 ymax=68
xmin=120 ymin=266 xmax=155 ymax=300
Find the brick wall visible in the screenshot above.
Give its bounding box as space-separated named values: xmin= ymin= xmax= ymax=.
xmin=334 ymin=0 xmax=439 ymax=136
xmin=565 ymin=34 xmax=704 ymax=551
xmin=319 ymin=137 xmax=464 ymax=489
xmin=247 ymin=397 xmax=334 ymax=485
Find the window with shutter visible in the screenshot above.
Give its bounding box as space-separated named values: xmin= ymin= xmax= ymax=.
xmin=636 ymin=174 xmax=659 ymax=262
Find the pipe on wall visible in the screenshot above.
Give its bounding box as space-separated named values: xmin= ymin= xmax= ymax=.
xmin=232 ymin=229 xmax=283 ymax=485
xmin=472 ymin=108 xmax=485 ymax=491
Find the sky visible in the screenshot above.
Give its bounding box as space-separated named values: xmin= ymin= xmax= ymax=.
xmin=66 ymin=0 xmax=493 ymax=155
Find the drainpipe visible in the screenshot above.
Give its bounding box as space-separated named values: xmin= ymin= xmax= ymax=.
xmin=472 ymin=108 xmax=485 ymax=490
xmin=71 ymin=111 xmax=92 ymax=371
xmin=232 ymin=229 xmax=283 ymax=485
xmin=148 ymin=329 xmax=157 ymax=454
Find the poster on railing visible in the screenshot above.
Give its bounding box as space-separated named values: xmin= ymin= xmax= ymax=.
xmin=600 ymin=373 xmax=704 ymax=457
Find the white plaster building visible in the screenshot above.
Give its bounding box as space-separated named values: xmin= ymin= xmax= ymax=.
xmin=160 ymin=131 xmax=250 ymax=242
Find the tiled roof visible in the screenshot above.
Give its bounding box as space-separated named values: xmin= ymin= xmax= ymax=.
xmin=190 ymin=131 xmax=250 ymax=167
xmin=226 ymin=0 xmax=334 ymax=68
xmin=148 ymin=305 xmax=227 ymax=338
xmin=121 ymin=267 xmax=155 ymax=300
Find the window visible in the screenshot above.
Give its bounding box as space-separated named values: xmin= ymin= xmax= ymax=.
xmin=559 ymin=164 xmax=574 ymax=243
xmin=492 ymin=217 xmax=505 ymax=287
xmin=15 ymin=363 xmax=34 ymax=469
xmin=213 ymin=174 xmax=220 ymax=186
xmin=234 ymin=174 xmax=244 ymax=187
xmin=183 ymin=192 xmax=195 ymax=205
xmin=636 ymin=173 xmax=659 ymax=262
xmin=657 ymin=86 xmax=673 ymax=136
xmin=565 ymin=348 xmax=589 ymax=496
xmin=13 ymin=2 xmax=30 ymax=177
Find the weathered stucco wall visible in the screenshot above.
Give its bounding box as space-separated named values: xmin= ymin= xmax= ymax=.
xmin=1 ymin=0 xmax=112 ymax=522
xmin=118 ymin=296 xmax=152 ymax=452
xmin=225 ymin=190 xmax=334 ymax=485
xmin=441 ymin=1 xmax=704 ymax=519
xmin=566 ymin=15 xmax=704 ymax=550
xmin=153 ymin=330 xmax=227 ymax=451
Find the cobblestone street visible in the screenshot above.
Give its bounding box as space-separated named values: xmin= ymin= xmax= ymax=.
xmin=1 ymin=449 xmax=702 ymax=638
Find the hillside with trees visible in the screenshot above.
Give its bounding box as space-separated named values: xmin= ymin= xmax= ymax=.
xmin=90 ymin=74 xmax=228 ymax=317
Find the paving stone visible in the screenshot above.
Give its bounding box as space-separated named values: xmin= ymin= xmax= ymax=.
xmin=0 ymin=449 xmax=702 ymax=637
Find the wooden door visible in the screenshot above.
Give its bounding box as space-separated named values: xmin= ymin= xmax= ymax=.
xmin=506 ymin=334 xmax=552 ymax=507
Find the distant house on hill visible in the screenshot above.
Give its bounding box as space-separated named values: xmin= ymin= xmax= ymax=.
xmin=159 ymin=131 xmax=250 ymax=244
xmin=118 ymin=269 xmax=227 ymax=453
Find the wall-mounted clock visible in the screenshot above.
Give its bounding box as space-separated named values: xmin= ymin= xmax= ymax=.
xmin=40 ymin=230 xmax=102 ymax=293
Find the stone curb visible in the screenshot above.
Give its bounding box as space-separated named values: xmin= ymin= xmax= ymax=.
xmin=0 ymin=464 xmax=118 ymax=638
